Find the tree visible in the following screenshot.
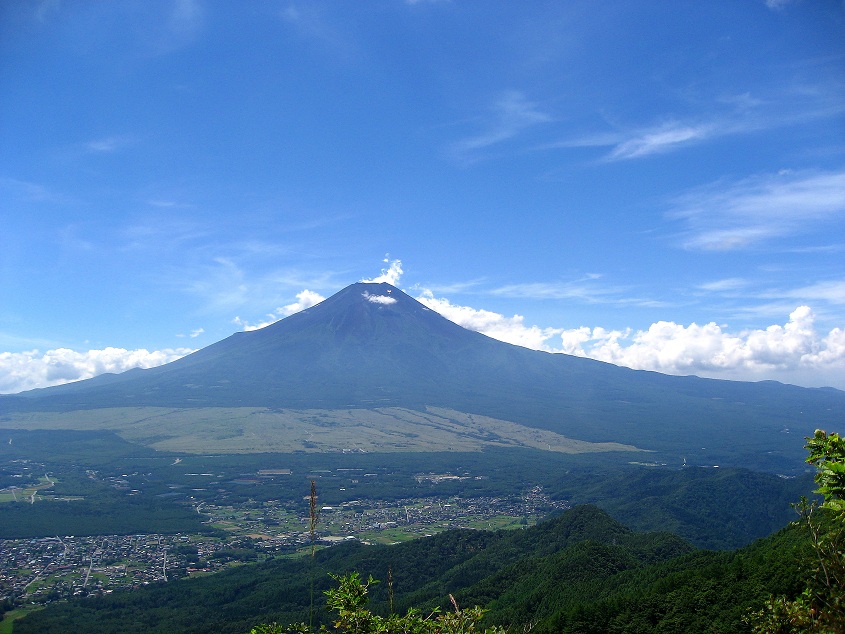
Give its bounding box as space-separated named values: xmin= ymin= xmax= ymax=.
xmin=749 ymin=429 xmax=845 ymax=633
xmin=249 ymin=572 xmax=506 ymax=634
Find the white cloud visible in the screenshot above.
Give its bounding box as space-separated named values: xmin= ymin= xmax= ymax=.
xmin=669 ymin=169 xmax=845 ymax=251
xmin=35 ymin=0 xmax=61 ymax=21
xmin=416 ymin=290 xmax=564 ymax=350
xmin=85 ymin=135 xmax=132 ymax=153
xmin=233 ymin=289 xmax=326 ymax=331
xmin=363 ymin=292 xmax=397 ymax=305
xmin=362 ymin=258 xmax=404 ymax=285
xmin=697 ymin=278 xmax=749 ymax=292
xmin=555 ymin=120 xmax=724 ymax=161
xmin=553 ymin=79 xmax=845 ymax=162
xmin=3 ymin=296 xmax=844 ymax=394
xmin=176 ymin=327 xmax=205 ymax=338
xmin=0 ymin=347 xmax=194 ymax=394
xmin=416 ymin=289 xmax=845 ymax=389
xmin=0 ymin=177 xmax=72 ymax=205
xmin=280 ymin=289 xmax=326 ymax=315
xmin=765 ymin=0 xmax=795 ymax=10
xmin=608 ymin=122 xmax=714 ymax=160
xmin=451 ymin=91 xmax=552 ymax=162
xmin=560 ymin=307 xmax=845 ymax=388
xmin=774 ymin=280 xmax=845 ymax=306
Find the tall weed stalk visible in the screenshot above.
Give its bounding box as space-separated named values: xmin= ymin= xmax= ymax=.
xmin=309 ymin=480 xmax=319 ymax=629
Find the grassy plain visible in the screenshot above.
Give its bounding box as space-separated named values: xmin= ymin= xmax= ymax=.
xmin=0 ymin=606 xmax=42 ymax=634
xmin=0 ymin=406 xmax=643 ymax=455
xmin=0 ymin=476 xmax=57 ymax=504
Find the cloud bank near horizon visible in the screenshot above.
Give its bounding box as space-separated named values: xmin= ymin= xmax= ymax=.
xmin=415 ymin=292 xmax=845 ymax=388
xmin=0 ymin=347 xmax=194 ymax=394
xmin=2 ymin=269 xmax=843 ymax=393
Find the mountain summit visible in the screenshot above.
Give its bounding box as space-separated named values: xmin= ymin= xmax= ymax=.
xmin=6 ymin=282 xmax=587 ymax=411
xmin=2 ymin=282 xmax=843 ymax=467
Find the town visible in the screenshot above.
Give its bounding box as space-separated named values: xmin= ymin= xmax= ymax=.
xmin=1 ymin=479 xmax=568 ymax=609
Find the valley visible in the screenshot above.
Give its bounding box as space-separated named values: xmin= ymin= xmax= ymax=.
xmin=0 ymin=427 xmax=817 ymax=632
xmin=0 ymin=284 xmax=840 ymax=632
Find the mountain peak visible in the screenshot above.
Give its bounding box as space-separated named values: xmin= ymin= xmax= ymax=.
xmin=2 ymin=281 xmax=842 ymax=469
xmin=267 ymin=281 xmax=462 ymax=344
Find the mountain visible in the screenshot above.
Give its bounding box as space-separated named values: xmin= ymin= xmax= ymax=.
xmin=1 ymin=282 xmax=843 ymax=468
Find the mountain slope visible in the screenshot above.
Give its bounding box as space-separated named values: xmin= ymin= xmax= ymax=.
xmin=1 ymin=282 xmax=843 ymax=467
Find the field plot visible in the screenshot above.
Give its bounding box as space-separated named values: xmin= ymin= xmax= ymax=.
xmin=0 ymin=406 xmax=644 ymax=454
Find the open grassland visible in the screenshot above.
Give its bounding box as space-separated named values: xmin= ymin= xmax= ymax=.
xmin=0 ymin=606 xmax=42 ymax=634
xmin=0 ymin=476 xmax=57 ymax=504
xmin=0 ymin=406 xmax=643 ymax=455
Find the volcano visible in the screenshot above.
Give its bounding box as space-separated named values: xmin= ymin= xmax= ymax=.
xmin=1 ymin=282 xmax=843 ymax=467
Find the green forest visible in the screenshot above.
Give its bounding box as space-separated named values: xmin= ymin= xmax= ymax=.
xmin=8 ymin=503 xmax=815 ymax=634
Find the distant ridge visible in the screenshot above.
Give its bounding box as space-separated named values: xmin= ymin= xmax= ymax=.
xmin=1 ymin=282 xmax=843 ymax=467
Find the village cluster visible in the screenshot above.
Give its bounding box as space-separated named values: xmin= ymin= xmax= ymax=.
xmin=2 ymin=484 xmax=568 ymax=608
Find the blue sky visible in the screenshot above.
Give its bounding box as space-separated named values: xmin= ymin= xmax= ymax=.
xmin=1 ymin=0 xmax=844 ymax=393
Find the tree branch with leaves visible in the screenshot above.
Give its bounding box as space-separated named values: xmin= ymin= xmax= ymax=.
xmin=749 ymin=429 xmax=845 ymax=633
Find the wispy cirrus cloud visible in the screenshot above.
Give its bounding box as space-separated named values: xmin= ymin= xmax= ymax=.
xmin=489 ymin=277 xmax=667 ymax=308
xmin=84 ymin=135 xmax=134 ymax=153
xmin=764 ymin=0 xmax=796 ymax=11
xmin=697 ymin=278 xmax=750 ymax=293
xmin=176 ymin=327 xmax=205 ymax=339
xmin=450 ymin=91 xmax=552 ymax=163
xmin=764 ymin=279 xmax=845 ymax=306
xmin=0 ymin=178 xmax=73 ymax=205
xmin=668 ymin=169 xmax=845 ymax=251
xmin=607 ymin=121 xmax=715 ymax=160
xmin=551 ymin=118 xmax=729 ymax=161
xmin=551 ymin=75 xmax=844 ymax=162
xmin=34 ymin=0 xmax=60 ymax=22
xmin=147 ymin=0 xmax=203 ymax=55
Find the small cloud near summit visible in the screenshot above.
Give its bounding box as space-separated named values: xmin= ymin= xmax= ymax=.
xmin=233 ymin=289 xmax=326 ymax=331
xmin=363 ymin=291 xmax=397 ymax=305
xmin=361 ymin=258 xmax=403 ymax=286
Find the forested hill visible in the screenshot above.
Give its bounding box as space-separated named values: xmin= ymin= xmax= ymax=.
xmin=14 ymin=505 xmax=811 ymax=634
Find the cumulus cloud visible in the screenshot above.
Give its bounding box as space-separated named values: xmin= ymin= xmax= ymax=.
xmin=280 ymin=289 xmax=325 ymax=315
xmin=5 ymin=290 xmax=843 ymax=394
xmin=233 ymin=289 xmax=326 ymax=331
xmin=559 ymin=306 xmax=845 ymax=385
xmin=0 ymin=347 xmax=194 ymax=394
xmin=362 ymin=258 xmax=404 ymax=285
xmin=363 ymin=292 xmax=397 ymax=305
xmin=416 ymin=290 xmax=564 ymax=350
xmin=416 ymin=289 xmax=845 ymax=389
